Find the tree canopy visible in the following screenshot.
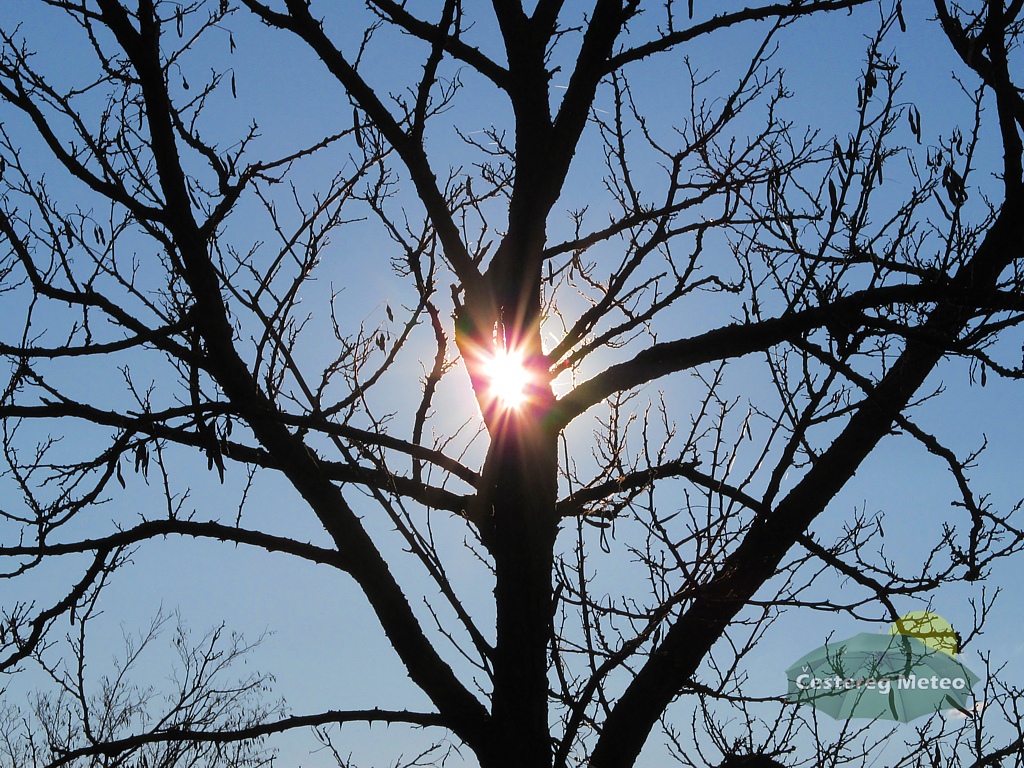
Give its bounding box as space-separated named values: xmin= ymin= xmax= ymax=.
xmin=2 ymin=1 xmax=1024 ymax=766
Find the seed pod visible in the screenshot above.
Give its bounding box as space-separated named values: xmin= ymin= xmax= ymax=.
xmin=833 ymin=139 xmax=847 ymax=174
xmin=907 ymin=105 xmax=921 ymax=143
xmin=864 ymin=69 xmax=877 ymax=99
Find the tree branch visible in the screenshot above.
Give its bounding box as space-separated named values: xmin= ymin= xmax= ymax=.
xmin=43 ymin=708 xmax=448 ymax=768
xmin=0 ymin=518 xmax=347 ymax=570
xmin=608 ymin=0 xmax=872 ymax=70
xmin=551 ymin=283 xmax=951 ymax=428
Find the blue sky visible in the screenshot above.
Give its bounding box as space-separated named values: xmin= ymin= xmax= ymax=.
xmin=2 ymin=1 xmax=1023 ymax=766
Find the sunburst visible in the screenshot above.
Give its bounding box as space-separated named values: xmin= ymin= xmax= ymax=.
xmin=483 ymin=348 xmax=531 ymax=409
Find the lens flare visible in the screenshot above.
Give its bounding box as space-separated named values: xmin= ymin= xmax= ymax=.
xmin=483 ymin=349 xmax=531 ymax=409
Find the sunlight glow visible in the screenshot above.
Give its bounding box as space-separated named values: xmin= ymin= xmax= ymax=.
xmin=483 ymin=349 xmax=531 ymax=409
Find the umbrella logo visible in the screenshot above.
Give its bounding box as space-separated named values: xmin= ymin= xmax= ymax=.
xmin=785 ymin=612 xmax=979 ymax=722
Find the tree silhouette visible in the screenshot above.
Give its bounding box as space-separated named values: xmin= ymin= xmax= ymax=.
xmin=2 ymin=1 xmax=1024 ymax=767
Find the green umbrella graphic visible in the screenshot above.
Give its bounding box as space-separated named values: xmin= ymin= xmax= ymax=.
xmin=785 ymin=632 xmax=979 ymax=722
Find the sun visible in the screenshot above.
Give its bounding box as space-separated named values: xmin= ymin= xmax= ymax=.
xmin=483 ymin=348 xmax=531 ymax=409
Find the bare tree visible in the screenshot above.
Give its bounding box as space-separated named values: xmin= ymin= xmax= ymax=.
xmin=2 ymin=0 xmax=1024 ymax=766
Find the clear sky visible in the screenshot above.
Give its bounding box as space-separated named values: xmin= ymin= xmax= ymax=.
xmin=2 ymin=1 xmax=1022 ymax=766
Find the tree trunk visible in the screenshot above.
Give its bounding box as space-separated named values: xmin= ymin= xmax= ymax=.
xmin=482 ymin=403 xmax=559 ymax=768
